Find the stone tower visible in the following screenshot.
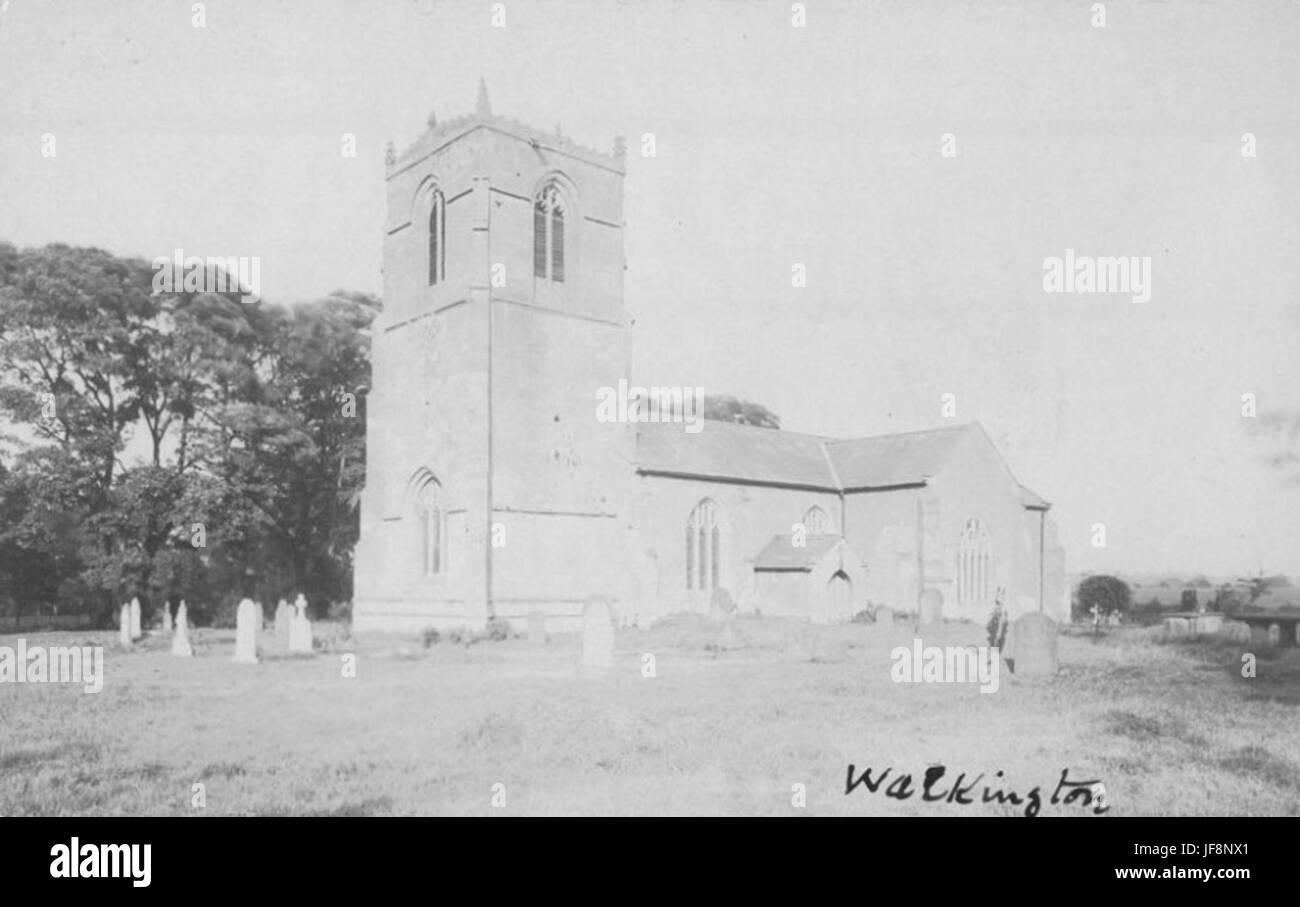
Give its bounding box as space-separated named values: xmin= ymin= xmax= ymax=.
xmin=352 ymin=81 xmax=632 ymax=633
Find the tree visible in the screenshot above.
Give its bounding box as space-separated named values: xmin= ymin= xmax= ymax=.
xmin=1234 ymin=570 xmax=1281 ymax=606
xmin=195 ymin=291 xmax=376 ymax=610
xmin=0 ymin=244 xmax=158 ymax=495
xmin=0 ymin=243 xmax=376 ymax=623
xmin=1075 ymin=574 xmax=1132 ymax=621
xmin=703 ymin=394 xmax=781 ymax=429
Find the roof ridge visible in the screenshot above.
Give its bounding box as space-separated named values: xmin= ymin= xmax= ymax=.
xmin=636 ymin=420 xmax=835 ymax=443
xmin=825 ymin=421 xmax=977 ymax=446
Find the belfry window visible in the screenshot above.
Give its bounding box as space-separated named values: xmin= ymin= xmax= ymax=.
xmin=533 ymin=182 xmax=566 ymax=283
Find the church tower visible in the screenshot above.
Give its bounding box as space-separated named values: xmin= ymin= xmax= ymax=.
xmin=352 ymin=81 xmax=632 ymax=633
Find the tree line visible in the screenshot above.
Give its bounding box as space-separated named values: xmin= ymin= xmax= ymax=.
xmin=0 ymin=243 xmax=376 ymax=627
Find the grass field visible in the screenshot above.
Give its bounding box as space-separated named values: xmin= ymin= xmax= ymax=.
xmin=2 ymin=614 xmax=1298 ymax=816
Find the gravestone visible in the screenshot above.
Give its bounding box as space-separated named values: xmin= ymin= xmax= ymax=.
xmin=1268 ymin=623 xmax=1281 ymax=646
xmin=873 ymin=605 xmax=895 ymax=628
xmin=288 ymin=593 xmax=313 ymax=654
xmin=1163 ymin=616 xmax=1190 ymax=638
xmin=526 ymin=610 xmax=548 ymax=645
xmin=275 ymin=599 xmax=292 ymax=649
xmin=1006 ymin=612 xmax=1058 ymax=676
xmin=1219 ymin=620 xmax=1251 ymax=643
xmin=1107 ymin=611 xmax=1122 ymax=627
xmin=581 ymin=596 xmax=614 ymax=670
xmin=919 ymin=588 xmax=943 ymax=626
xmin=171 ymin=601 xmax=193 ymax=657
xmin=232 ymin=598 xmax=260 ymax=663
xmin=1192 ymin=614 xmax=1222 ymax=635
xmin=161 ymin=602 xmax=173 ymax=634
xmin=119 ymin=603 xmax=132 ymax=648
xmin=129 ymin=597 xmax=143 ymax=640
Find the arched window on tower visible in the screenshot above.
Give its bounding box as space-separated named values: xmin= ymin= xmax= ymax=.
xmin=427 ymin=189 xmax=445 ymax=286
xmin=957 ymin=517 xmax=992 ymax=609
xmin=686 ymin=499 xmax=720 ymax=591
xmin=533 ymin=181 xmax=566 ymax=283
xmin=803 ymin=505 xmax=831 ymax=535
xmin=413 ymin=476 xmax=445 ymax=576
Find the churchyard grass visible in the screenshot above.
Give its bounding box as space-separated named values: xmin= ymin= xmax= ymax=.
xmin=1 ymin=616 xmax=1297 ymax=816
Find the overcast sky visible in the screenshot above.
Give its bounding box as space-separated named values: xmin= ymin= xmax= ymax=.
xmin=2 ymin=0 xmax=1298 ymax=578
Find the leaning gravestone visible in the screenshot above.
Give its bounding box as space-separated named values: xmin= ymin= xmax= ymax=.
xmin=581 ymin=596 xmax=614 ymax=670
xmin=129 ymin=597 xmax=143 ymax=640
xmin=232 ymin=598 xmax=260 ymax=664
xmin=1006 ymin=612 xmax=1058 ymax=676
xmin=919 ymin=588 xmax=943 ymax=626
xmin=162 ymin=602 xmax=173 ymax=634
xmin=119 ymin=603 xmax=132 ymax=648
xmin=527 ymin=610 xmax=548 ymax=646
xmin=288 ymin=594 xmax=313 ymax=654
xmin=275 ymin=599 xmax=292 ymax=649
xmin=171 ymin=601 xmax=193 ymax=657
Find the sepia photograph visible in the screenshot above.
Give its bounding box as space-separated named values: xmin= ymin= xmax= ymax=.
xmin=0 ymin=0 xmax=1296 ymax=862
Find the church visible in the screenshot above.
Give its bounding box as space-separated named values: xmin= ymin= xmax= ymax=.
xmin=352 ymin=83 xmax=1068 ymax=634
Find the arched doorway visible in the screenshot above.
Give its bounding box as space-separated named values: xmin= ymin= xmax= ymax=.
xmin=826 ymin=570 xmax=853 ymax=622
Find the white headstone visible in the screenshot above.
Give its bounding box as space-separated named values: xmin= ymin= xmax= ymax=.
xmin=119 ymin=603 xmax=132 ymax=648
xmin=1007 ymin=612 xmax=1059 ymax=676
xmin=275 ymin=598 xmax=292 ymax=649
xmin=171 ymin=601 xmax=193 ymax=657
xmin=232 ymin=598 xmax=260 ymax=663
xmin=288 ymin=594 xmax=313 ymax=654
xmin=129 ymin=596 xmax=142 ymax=640
xmin=581 ymin=596 xmax=614 ymax=670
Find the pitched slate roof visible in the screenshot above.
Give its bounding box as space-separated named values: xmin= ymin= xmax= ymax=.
xmin=753 ymin=534 xmax=843 ymax=571
xmin=634 ymin=420 xmax=1051 ymax=508
xmin=634 ymin=420 xmax=838 ymax=489
xmin=822 ymin=425 xmax=969 ymax=490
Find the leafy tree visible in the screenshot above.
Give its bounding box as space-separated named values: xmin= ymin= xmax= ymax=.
xmin=704 ymin=394 xmax=781 ymax=429
xmin=0 ymin=243 xmax=376 ymax=623
xmin=1074 ymin=574 xmax=1132 ymax=621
